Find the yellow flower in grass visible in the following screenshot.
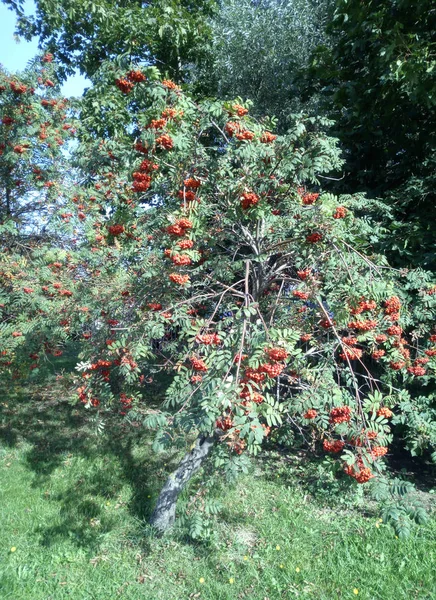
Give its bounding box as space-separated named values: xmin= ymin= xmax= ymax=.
xmin=295 ymin=567 xmax=300 ymax=573
xmin=353 ymin=589 xmax=359 ymax=595
xmin=279 ymin=564 xmax=284 ymax=569
xmin=199 ymin=577 xmax=205 ymax=584
xmin=10 ymin=547 xmax=16 ymax=553
xmin=229 ymin=578 xmax=234 ymax=584
xmin=243 ymin=555 xmax=249 ymax=561
xmin=276 ymin=545 xmax=280 ymax=551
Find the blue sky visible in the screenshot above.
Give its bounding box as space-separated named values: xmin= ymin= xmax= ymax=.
xmin=0 ymin=0 xmax=89 ymax=97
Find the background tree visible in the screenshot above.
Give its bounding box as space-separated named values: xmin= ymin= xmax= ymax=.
xmin=303 ymin=0 xmax=436 ymax=268
xmin=196 ymin=0 xmax=332 ymax=126
xmin=2 ymin=0 xmax=217 ymax=82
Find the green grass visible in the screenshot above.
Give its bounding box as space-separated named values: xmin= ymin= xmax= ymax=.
xmin=1 ymin=374 xmax=435 ymax=600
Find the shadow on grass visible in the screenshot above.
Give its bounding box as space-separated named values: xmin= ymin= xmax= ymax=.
xmin=0 ymin=372 xmax=178 ymax=554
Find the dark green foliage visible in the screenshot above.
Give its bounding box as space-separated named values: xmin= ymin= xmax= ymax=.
xmin=303 ymin=0 xmax=436 ymax=268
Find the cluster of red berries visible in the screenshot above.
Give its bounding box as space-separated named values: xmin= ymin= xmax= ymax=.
xmin=261 ymin=362 xmax=284 ymax=377
xmin=300 ymin=192 xmax=320 ymax=205
xmin=348 ymin=319 xmax=378 ymax=331
xmin=260 ymin=131 xmax=277 ymax=143
xmin=293 ymin=290 xmax=310 ymax=300
xmin=387 ymin=325 xmax=402 ymax=337
xmin=10 ymin=81 xmax=28 ymax=94
xmin=323 ymin=439 xmax=345 ymax=453
xmin=178 ymin=189 xmax=197 ymax=202
xmin=240 ymin=192 xmax=259 ymax=209
xmin=384 ymin=296 xmax=401 ymax=321
xmin=375 ymin=334 xmax=387 ymax=343
xmin=166 ymin=218 xmax=193 ymax=237
xmin=344 ymin=464 xmax=373 ymax=483
xmin=162 ymin=79 xmax=181 ymax=91
xmin=340 ymin=347 xmax=363 ymax=361
xmin=306 ymin=232 xmax=323 ymax=243
xmin=148 ymin=118 xmax=167 ymax=130
xmin=341 ymin=336 xmax=358 ymax=346
xmin=108 ymin=224 xmax=125 ymax=237
xmin=190 ymin=356 xmax=208 ymax=372
xmin=265 ymin=347 xmax=288 ymax=362
xmin=239 ymin=389 xmax=264 ymax=405
xmin=407 ymin=365 xmax=426 ymax=377
xmin=224 ymin=121 xmax=254 ymax=141
xmin=132 ymin=172 xmax=151 ymax=192
xmin=371 ymin=446 xmax=388 ymax=458
xmin=304 ymin=409 xmax=317 ymax=419
xmin=333 ymin=206 xmax=347 ymax=219
xmin=156 ymin=134 xmax=173 ymax=150
xmin=390 ymin=360 xmax=405 ymax=371
xmin=236 ymin=129 xmax=255 ymax=141
xmin=229 ymin=103 xmax=249 ymax=117
xmin=115 ymin=78 xmax=134 ymax=94
xmin=196 ymin=333 xmax=221 ymax=345
xmin=177 ymin=239 xmax=194 ymax=250
xmin=162 ymin=108 xmax=180 ymax=119
xmin=119 ymin=392 xmax=133 ymax=415
xmin=350 ymin=299 xmax=377 ymax=315
xmin=171 ymin=253 xmax=192 ymax=266
xmin=372 ymin=349 xmax=385 ymax=360
xmin=169 ymin=273 xmax=190 ymax=285
xmin=376 ymin=406 xmax=393 ymax=419
xmin=297 ymin=269 xmax=311 ymax=280
xmin=329 ymin=406 xmax=352 ymax=424
xmin=115 ymin=70 xmax=146 ymax=94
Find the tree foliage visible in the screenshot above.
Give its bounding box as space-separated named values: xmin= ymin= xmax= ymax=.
xmin=0 ymin=55 xmax=73 ymax=232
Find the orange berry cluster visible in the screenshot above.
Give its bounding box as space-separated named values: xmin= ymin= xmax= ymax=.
xmin=240 ymin=192 xmax=259 ymax=210
xmin=329 ymin=406 xmax=352 ymax=424
xmin=196 ymin=333 xmax=221 ymax=345
xmin=333 ymin=206 xmax=347 ymax=219
xmin=348 ymin=319 xmax=378 ymax=331
xmin=350 ymin=298 xmax=377 ymax=315
xmin=323 ymin=439 xmax=345 ymax=453
xmin=169 ymin=273 xmax=190 ymax=285
xmin=190 ymin=356 xmax=208 ymax=372
xmin=344 ymin=464 xmax=373 ymax=483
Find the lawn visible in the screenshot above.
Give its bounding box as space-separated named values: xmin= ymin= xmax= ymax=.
xmin=1 ymin=371 xmax=435 ymax=600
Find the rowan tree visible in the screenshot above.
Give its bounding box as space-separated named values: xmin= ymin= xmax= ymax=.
xmin=2 ymin=63 xmax=435 ymax=536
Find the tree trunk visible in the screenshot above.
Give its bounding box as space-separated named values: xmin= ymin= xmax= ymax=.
xmin=149 ymin=434 xmax=215 ymax=533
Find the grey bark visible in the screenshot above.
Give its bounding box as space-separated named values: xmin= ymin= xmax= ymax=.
xmin=149 ymin=434 xmax=216 ymax=533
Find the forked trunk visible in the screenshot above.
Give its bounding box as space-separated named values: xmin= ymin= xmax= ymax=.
xmin=149 ymin=434 xmax=215 ymax=533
